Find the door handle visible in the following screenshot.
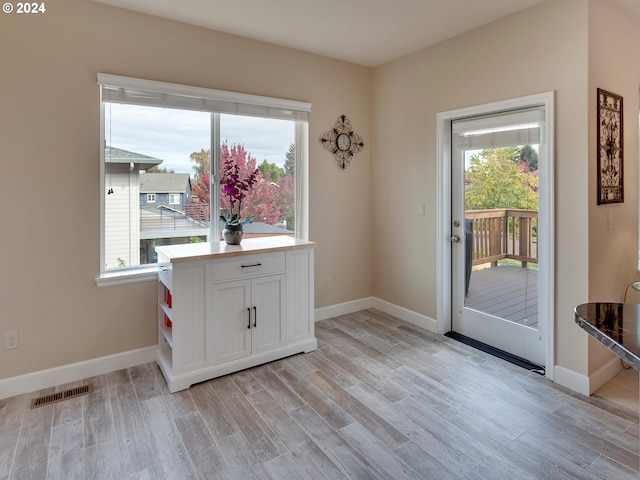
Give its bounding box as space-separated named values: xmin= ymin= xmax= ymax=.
xmin=451 ymin=234 xmax=461 ymax=243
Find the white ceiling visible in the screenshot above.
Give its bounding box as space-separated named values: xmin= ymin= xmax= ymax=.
xmin=93 ymin=0 xmax=551 ymax=67
xmin=94 ymin=0 xmax=640 ymax=67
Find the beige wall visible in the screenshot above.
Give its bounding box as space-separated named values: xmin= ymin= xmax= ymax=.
xmin=0 ymin=0 xmax=372 ymax=379
xmin=587 ymin=0 xmax=640 ymax=374
xmin=372 ymin=0 xmax=595 ymax=377
xmin=2 ymin=0 xmax=637 ymax=388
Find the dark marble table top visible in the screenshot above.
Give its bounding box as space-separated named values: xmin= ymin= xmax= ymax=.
xmin=574 ymin=303 xmax=640 ymax=372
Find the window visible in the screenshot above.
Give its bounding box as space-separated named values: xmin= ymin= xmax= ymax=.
xmin=98 ymin=74 xmax=310 ymax=277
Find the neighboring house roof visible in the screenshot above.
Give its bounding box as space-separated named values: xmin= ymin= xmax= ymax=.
xmin=105 ymin=146 xmax=163 ymax=170
xmin=140 ymin=173 xmax=192 ymax=194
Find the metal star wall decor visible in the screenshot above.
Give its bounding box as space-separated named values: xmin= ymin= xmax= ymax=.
xmin=320 ymin=114 xmax=364 ymax=169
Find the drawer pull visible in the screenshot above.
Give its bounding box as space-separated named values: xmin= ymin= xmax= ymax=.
xmin=241 ymin=263 xmax=262 ymax=268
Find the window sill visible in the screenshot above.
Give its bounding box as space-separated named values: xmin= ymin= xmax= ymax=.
xmin=95 ymin=265 xmax=158 ymax=288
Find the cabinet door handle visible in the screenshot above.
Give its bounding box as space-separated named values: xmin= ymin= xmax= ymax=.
xmin=241 ymin=263 xmax=262 ymax=268
xmin=253 ymin=306 xmax=257 ymax=328
xmin=247 ymin=307 xmax=251 ymax=329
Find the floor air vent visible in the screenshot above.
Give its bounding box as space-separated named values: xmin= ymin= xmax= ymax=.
xmin=31 ymin=384 xmax=94 ymax=409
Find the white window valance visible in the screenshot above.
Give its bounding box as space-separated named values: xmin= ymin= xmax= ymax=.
xmin=98 ymin=73 xmax=311 ymax=122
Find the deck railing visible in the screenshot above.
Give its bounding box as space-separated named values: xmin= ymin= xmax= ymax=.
xmin=140 ymin=203 xmax=210 ymax=233
xmin=466 ymin=209 xmax=538 ymax=268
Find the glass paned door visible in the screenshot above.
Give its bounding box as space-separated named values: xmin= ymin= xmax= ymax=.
xmin=451 ymin=108 xmax=545 ymax=366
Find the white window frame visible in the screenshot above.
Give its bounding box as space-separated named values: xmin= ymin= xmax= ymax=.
xmin=168 ymin=193 xmax=180 ymax=205
xmin=96 ymin=74 xmax=311 ymax=287
xmin=147 ymin=193 xmax=156 ymax=203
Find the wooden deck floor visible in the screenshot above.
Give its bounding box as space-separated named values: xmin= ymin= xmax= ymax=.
xmin=465 ymin=265 xmax=539 ymax=329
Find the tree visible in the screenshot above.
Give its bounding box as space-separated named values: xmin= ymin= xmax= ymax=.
xmin=190 ymin=170 xmax=210 ymax=204
xmin=186 ymin=170 xmax=210 ymax=222
xmin=277 ymin=173 xmax=295 ymax=230
xmin=465 ymin=147 xmax=538 ymax=211
xmin=187 ymin=149 xmax=211 ymax=222
xmin=190 ymin=148 xmax=210 ymax=178
xmin=284 ymin=143 xmax=295 ymax=175
xmin=189 ymin=143 xmax=284 ymax=225
xmin=515 ymin=144 xmax=538 ymax=171
xmin=258 ymin=159 xmax=284 ymax=183
xmin=219 ymin=144 xmax=280 ymax=224
xmin=145 ymin=166 xmax=174 ymax=173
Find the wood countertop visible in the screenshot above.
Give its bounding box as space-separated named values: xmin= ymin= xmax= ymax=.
xmin=156 ymin=236 xmax=315 ymax=263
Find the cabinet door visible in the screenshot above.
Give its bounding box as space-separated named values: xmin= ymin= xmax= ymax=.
xmin=209 ymin=279 xmax=252 ymax=364
xmin=251 ymin=275 xmax=285 ymax=355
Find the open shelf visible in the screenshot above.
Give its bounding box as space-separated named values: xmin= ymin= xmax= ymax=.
xmin=159 ymin=322 xmax=173 ymax=348
xmin=160 ymin=302 xmax=173 ymax=322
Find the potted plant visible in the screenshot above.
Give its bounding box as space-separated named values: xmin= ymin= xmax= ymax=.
xmin=219 ymin=152 xmax=259 ymax=245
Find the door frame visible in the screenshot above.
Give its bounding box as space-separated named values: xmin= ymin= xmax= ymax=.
xmin=436 ymin=92 xmax=555 ymax=379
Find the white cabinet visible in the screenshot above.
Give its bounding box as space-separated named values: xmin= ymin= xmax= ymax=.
xmin=155 ymin=238 xmax=315 ymax=393
xmin=209 ymin=274 xmax=285 ymax=364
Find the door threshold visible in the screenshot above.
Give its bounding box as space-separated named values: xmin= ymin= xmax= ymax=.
xmin=445 ymin=331 xmax=545 ymax=375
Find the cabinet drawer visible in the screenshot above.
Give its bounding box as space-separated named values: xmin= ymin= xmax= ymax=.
xmin=210 ymin=252 xmax=285 ymax=282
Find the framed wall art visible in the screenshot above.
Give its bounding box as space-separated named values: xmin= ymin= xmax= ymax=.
xmin=597 ymin=88 xmax=623 ymax=205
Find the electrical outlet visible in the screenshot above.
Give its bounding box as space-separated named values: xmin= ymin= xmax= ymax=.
xmin=5 ymin=331 xmax=18 ymax=350
xmin=326 ymin=276 xmax=333 ymax=289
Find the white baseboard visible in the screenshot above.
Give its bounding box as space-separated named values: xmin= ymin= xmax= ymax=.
xmin=370 ymin=298 xmax=438 ymax=333
xmin=587 ymin=356 xmax=623 ymax=395
xmin=553 ymin=357 xmax=623 ymax=397
xmin=314 ymin=297 xmax=376 ymax=321
xmin=553 ymin=365 xmax=590 ymax=396
xmin=0 ymin=346 xmax=156 ymax=400
xmin=314 ymin=296 xmax=438 ymax=333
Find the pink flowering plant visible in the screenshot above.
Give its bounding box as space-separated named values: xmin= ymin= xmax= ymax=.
xmin=219 ymin=153 xmax=259 ymax=226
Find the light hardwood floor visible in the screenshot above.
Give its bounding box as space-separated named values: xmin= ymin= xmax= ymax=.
xmin=1 ymin=309 xmax=638 ymax=479
xmin=594 ymin=367 xmax=640 ymax=415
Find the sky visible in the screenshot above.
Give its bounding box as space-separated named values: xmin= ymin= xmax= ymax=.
xmin=105 ymin=103 xmax=295 ymax=174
